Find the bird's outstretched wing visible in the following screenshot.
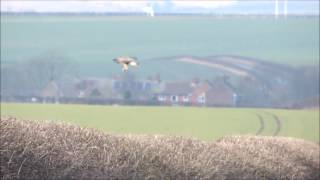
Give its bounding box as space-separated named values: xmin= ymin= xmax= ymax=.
xmin=113 ymin=56 xmax=139 ymax=72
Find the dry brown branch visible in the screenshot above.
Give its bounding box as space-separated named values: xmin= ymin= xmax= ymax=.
xmin=1 ymin=117 xmax=319 ymax=180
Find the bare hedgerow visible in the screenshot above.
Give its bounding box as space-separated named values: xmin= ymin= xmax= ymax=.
xmin=0 ymin=117 xmax=319 ymax=180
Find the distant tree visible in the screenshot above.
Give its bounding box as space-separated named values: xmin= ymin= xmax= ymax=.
xmin=0 ymin=65 xmax=31 ymax=96
xmin=123 ymin=90 xmax=132 ymax=100
xmin=119 ymin=72 xmax=138 ymax=100
xmin=235 ymin=77 xmax=268 ymax=107
xmin=27 ymin=52 xmax=70 ymax=83
xmin=100 ymin=83 xmax=114 ymax=99
xmin=23 ymin=52 xmax=72 ymax=92
xmin=290 ymin=66 xmax=319 ymax=100
xmin=1 ymin=52 xmax=73 ymax=98
xmin=120 ymin=71 xmax=136 ymax=83
xmin=90 ymin=88 xmax=102 ymax=97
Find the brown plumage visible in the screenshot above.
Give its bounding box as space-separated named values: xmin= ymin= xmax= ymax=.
xmin=113 ymin=56 xmax=140 ymax=72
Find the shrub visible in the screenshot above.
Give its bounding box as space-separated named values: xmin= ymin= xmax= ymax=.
xmin=1 ymin=117 xmax=319 ymax=179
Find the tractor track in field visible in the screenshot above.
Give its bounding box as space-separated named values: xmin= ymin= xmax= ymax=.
xmin=255 ymin=113 xmax=265 ymax=135
xmin=265 ymin=112 xmax=282 ymax=136
xmin=255 ymin=112 xmax=282 ymax=136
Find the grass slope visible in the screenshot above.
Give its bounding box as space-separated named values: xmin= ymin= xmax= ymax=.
xmin=266 ymin=109 xmax=320 ymax=143
xmin=1 ymin=117 xmax=319 ymax=179
xmin=1 ymin=103 xmax=319 ymax=142
xmin=1 ymin=16 xmax=319 ymax=79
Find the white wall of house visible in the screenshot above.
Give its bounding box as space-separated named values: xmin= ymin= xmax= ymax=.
xmin=197 ymin=93 xmax=206 ymax=104
xmin=182 ymin=95 xmax=189 ymax=102
xmin=158 ymin=95 xmax=167 ymax=102
xmin=157 ymin=94 xmax=191 ymax=104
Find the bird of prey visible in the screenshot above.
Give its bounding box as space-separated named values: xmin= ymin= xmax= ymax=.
xmin=113 ymin=56 xmax=140 ymax=72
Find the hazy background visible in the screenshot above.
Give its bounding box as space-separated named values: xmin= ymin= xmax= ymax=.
xmin=1 ymin=0 xmax=319 ymax=15
xmin=1 ymin=0 xmax=319 ymax=108
xmin=1 ymin=0 xmax=319 ymax=144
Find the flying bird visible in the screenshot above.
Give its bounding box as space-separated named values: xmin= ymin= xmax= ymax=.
xmin=113 ymin=56 xmax=140 ymax=72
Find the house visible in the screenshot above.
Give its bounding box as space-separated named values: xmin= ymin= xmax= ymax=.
xmin=157 ymin=79 xmax=237 ymax=107
xmin=157 ymin=82 xmax=194 ymax=105
xmin=205 ymin=80 xmax=237 ymax=107
xmin=189 ymin=82 xmax=211 ymax=105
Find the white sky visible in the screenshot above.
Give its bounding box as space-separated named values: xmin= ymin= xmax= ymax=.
xmin=1 ymin=1 xmax=237 ymax=13
xmin=1 ymin=0 xmax=318 ymax=14
xmin=171 ymin=1 xmax=237 ymax=9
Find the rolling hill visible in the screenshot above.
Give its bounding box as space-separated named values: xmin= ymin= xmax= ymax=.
xmin=1 ymin=15 xmax=319 ymax=80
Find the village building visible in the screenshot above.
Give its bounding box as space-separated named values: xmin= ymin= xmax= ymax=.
xmin=205 ymin=81 xmax=237 ymax=107
xmin=157 ymin=79 xmax=237 ymax=107
xmin=39 ymin=76 xmax=237 ymax=107
xmin=157 ymin=82 xmax=194 ymax=105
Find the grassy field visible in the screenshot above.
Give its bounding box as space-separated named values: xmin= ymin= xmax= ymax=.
xmin=1 ymin=103 xmax=319 ymax=142
xmin=1 ymin=15 xmax=319 ymax=79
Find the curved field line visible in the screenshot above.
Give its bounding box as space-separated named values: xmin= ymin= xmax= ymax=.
xmin=265 ymin=112 xmax=282 ymax=136
xmin=175 ymin=57 xmax=251 ymax=77
xmin=255 ymin=113 xmax=265 ymax=135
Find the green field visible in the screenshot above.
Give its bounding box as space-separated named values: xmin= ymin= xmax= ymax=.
xmin=1 ymin=103 xmax=318 ymax=142
xmin=1 ymin=15 xmax=319 ymax=79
